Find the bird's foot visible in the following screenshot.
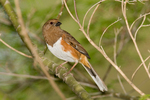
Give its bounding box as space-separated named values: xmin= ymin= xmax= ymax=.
xmin=63 ymin=71 xmax=73 ymax=77
xmin=55 ymin=61 xmax=68 ymax=74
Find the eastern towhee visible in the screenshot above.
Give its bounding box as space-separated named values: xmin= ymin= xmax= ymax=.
xmin=42 ymin=19 xmax=107 ymax=92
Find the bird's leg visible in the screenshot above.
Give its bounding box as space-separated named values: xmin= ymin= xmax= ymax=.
xmin=56 ymin=61 xmax=68 ymax=73
xmin=63 ymin=62 xmax=78 ymax=77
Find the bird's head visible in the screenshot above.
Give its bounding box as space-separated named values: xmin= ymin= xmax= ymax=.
xmin=43 ymin=19 xmax=62 ymax=31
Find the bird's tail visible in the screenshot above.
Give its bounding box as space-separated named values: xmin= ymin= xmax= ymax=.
xmin=80 ymin=56 xmax=107 ymax=91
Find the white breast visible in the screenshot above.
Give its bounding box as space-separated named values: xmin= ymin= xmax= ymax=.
xmin=46 ymin=37 xmax=76 ymax=62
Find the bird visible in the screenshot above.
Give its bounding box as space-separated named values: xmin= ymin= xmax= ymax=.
xmin=42 ymin=19 xmax=107 ymax=92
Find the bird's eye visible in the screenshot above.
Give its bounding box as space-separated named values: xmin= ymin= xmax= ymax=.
xmin=50 ymin=22 xmax=53 ymax=24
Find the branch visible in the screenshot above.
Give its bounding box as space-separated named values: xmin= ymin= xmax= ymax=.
xmin=1 ymin=58 xmax=140 ymax=100
xmin=43 ymin=57 xmax=141 ymax=100
xmin=43 ymin=58 xmax=93 ymax=100
xmin=92 ymin=91 xmax=139 ymax=100
xmin=0 ymin=0 xmax=65 ymax=99
xmin=87 ymin=2 xmax=101 ymax=36
xmin=0 ymin=72 xmax=54 ymax=80
xmin=131 ymin=55 xmax=150 ymax=80
xmin=99 ymin=18 xmax=122 ymax=46
xmin=0 ymin=0 xmax=94 ymax=100
xmin=63 ymin=0 xmax=145 ymax=95
xmin=121 ymin=0 xmax=150 ymax=79
xmin=0 ymin=36 xmax=32 ymax=58
xmin=103 ymin=27 xmax=123 ymax=81
xmin=82 ymin=1 xmax=102 ymax=28
xmin=74 ymin=0 xmax=80 ymax=23
xmin=0 ymin=0 xmax=31 ymax=53
xmin=57 ymin=0 xmax=67 ymax=20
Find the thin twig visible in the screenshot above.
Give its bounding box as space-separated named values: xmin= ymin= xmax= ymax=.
xmin=130 ymin=12 xmax=150 ymax=30
xmin=57 ymin=0 xmax=67 ymax=19
xmin=82 ymin=1 xmax=102 ymax=28
xmin=117 ymin=75 xmax=127 ymax=94
xmin=122 ymin=0 xmax=150 ymax=78
xmin=95 ymin=37 xmax=145 ymax=95
xmin=114 ymin=28 xmax=118 ymax=64
xmin=0 ymin=72 xmax=57 ymax=80
xmin=68 ymin=91 xmax=139 ymax=100
xmin=131 ymin=55 xmax=150 ymax=80
xmin=134 ymin=15 xmax=146 ymax=40
xmin=91 ymin=91 xmax=139 ymax=100
xmin=103 ymin=27 xmax=124 ymax=81
xmin=79 ymin=82 xmax=97 ymax=89
xmin=142 ymin=24 xmax=150 ymax=27
xmin=99 ymin=18 xmax=122 ymax=46
xmin=87 ymin=2 xmax=101 ymax=36
xmin=63 ymin=0 xmax=78 ymax=23
xmin=0 ymin=37 xmax=32 ymax=58
xmin=73 ymin=0 xmax=80 ymax=24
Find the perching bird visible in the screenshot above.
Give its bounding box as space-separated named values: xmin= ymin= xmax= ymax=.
xmin=42 ymin=19 xmax=107 ymax=92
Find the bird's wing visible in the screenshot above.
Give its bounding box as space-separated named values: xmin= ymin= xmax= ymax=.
xmin=62 ymin=30 xmax=90 ymax=59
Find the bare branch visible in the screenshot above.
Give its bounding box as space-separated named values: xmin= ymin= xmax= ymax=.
xmin=103 ymin=27 xmax=124 ymax=81
xmin=63 ymin=0 xmax=78 ymax=23
xmin=92 ymin=91 xmax=139 ymax=100
xmin=121 ymin=0 xmax=150 ymax=79
xmin=131 ymin=55 xmax=150 ymax=80
xmin=134 ymin=15 xmax=146 ymax=39
xmin=82 ymin=1 xmax=102 ymax=28
xmin=117 ymin=75 xmax=127 ymax=94
xmin=113 ymin=28 xmax=120 ymax=64
xmin=0 ymin=36 xmax=32 ymax=58
xmin=99 ymin=18 xmax=122 ymax=46
xmin=74 ymin=0 xmax=80 ymax=23
xmin=130 ymin=12 xmax=150 ymax=30
xmin=43 ymin=58 xmax=93 ymax=100
xmin=0 ymin=0 xmax=66 ymax=99
xmin=0 ymin=72 xmax=56 ymax=80
xmin=64 ymin=0 xmax=145 ymax=95
xmin=57 ymin=0 xmax=67 ymax=19
xmin=87 ymin=2 xmax=101 ymax=36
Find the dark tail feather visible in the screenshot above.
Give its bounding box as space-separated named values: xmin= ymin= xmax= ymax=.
xmin=81 ymin=63 xmax=107 ymax=92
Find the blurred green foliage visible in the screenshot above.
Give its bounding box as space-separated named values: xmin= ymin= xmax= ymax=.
xmin=139 ymin=94 xmax=150 ymax=100
xmin=0 ymin=0 xmax=150 ymax=100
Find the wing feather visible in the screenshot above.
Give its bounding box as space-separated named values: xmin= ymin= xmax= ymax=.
xmin=62 ymin=31 xmax=90 ymax=59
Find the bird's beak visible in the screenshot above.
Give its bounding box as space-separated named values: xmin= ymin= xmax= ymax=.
xmin=55 ymin=22 xmax=62 ymax=26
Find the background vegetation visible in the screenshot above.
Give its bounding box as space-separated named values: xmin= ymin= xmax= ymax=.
xmin=0 ymin=0 xmax=150 ymax=100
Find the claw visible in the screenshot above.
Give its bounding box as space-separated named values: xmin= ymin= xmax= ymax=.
xmin=55 ymin=61 xmax=68 ymax=74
